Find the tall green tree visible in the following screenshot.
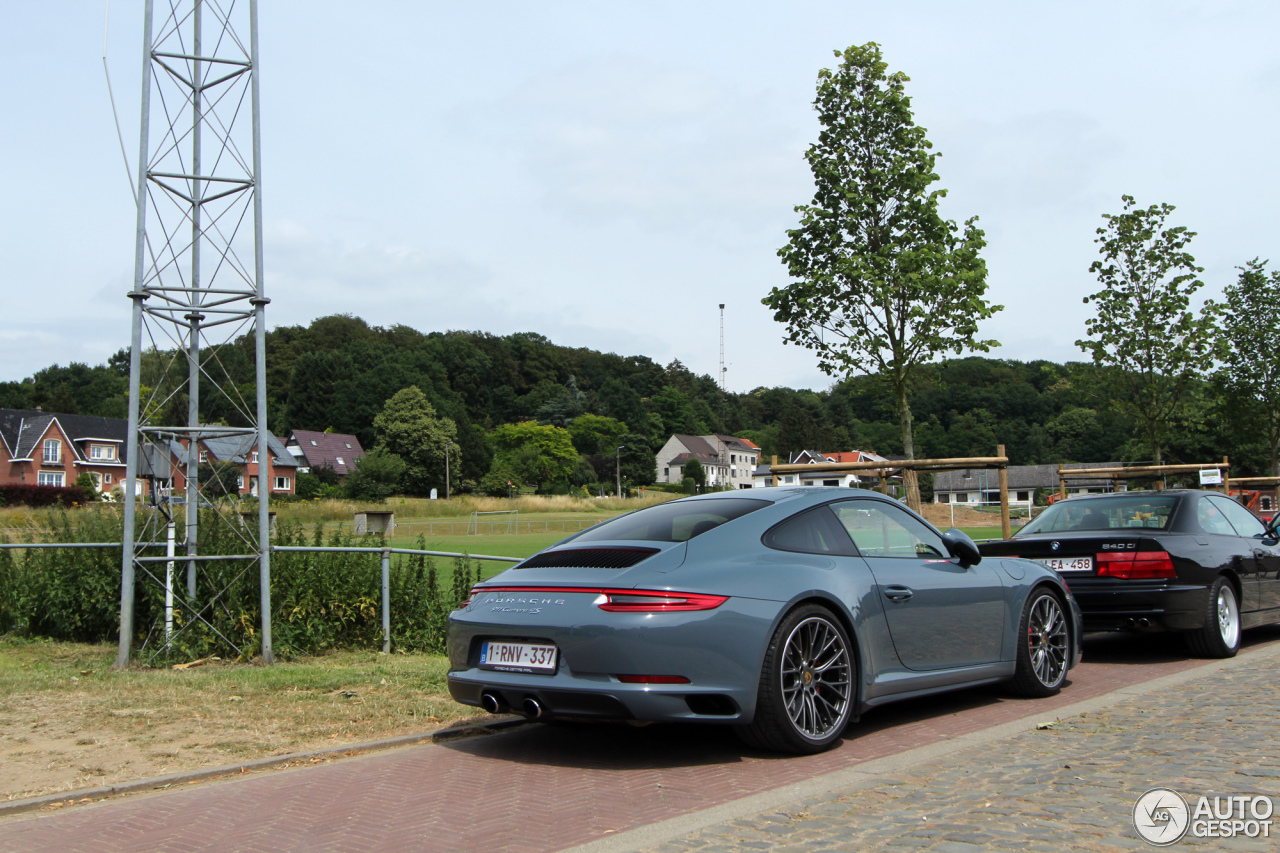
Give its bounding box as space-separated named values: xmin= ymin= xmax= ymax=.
xmin=343 ymin=448 xmax=407 ymax=502
xmin=372 ymin=386 xmax=457 ymax=495
xmin=1077 ymin=196 xmax=1220 ymax=465
xmin=765 ymin=42 xmax=997 ymax=506
xmin=488 ymin=421 xmax=579 ymax=493
xmin=1218 ymin=259 xmax=1280 ymax=474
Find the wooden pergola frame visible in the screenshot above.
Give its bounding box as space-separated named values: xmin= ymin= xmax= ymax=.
xmin=1056 ymin=458 xmax=1234 ymax=496
xmin=770 ymin=444 xmax=1016 ymax=539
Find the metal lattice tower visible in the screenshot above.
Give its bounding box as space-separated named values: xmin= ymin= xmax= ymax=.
xmin=116 ymin=0 xmax=274 ymax=667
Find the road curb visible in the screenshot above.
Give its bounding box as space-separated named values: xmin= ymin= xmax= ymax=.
xmin=0 ymin=714 xmax=527 ymax=818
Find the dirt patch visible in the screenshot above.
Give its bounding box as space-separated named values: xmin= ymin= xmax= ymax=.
xmin=0 ymin=641 xmax=483 ymax=803
xmin=918 ymin=503 xmax=1011 ymax=530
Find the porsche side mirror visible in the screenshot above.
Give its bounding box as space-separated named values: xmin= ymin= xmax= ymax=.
xmin=942 ymin=528 xmax=982 ymax=568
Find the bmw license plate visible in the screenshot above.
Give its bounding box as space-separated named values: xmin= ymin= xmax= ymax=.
xmin=1036 ymin=556 xmax=1093 ymax=573
xmin=479 ymin=641 xmax=558 ymax=673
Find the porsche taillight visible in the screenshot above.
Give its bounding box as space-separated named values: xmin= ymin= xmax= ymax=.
xmin=1096 ymin=550 xmax=1177 ymax=579
xmin=594 ymin=590 xmax=728 ymax=612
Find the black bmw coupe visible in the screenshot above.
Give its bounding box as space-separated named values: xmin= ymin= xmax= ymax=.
xmin=979 ymin=490 xmax=1280 ymax=657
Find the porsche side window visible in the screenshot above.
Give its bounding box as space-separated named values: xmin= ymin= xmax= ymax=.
xmin=763 ymin=506 xmax=857 ymax=556
xmin=830 ymin=501 xmax=947 ymax=559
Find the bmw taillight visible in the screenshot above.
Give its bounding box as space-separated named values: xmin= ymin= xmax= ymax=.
xmin=1096 ymin=551 xmax=1177 ymax=579
xmin=594 ymin=590 xmax=728 ymax=612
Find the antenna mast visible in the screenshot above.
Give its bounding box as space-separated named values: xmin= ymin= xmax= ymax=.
xmin=117 ymin=0 xmax=274 ymax=667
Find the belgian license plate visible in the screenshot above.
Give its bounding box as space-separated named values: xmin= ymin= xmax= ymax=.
xmin=1036 ymin=556 xmax=1093 ymax=573
xmin=480 ymin=641 xmax=558 ymax=673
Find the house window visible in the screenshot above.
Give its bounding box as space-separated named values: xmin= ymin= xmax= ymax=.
xmin=939 ymin=493 xmax=951 ymax=503
xmin=251 ymin=451 xmax=259 ymax=463
xmin=274 ymin=476 xmax=291 ymax=491
xmin=90 ymin=472 xmax=103 ymax=489
xmin=783 ymin=476 xmax=795 ymax=484
xmin=1017 ymin=491 xmax=1030 ymax=502
xmin=43 ymin=439 xmax=61 ymax=464
xmin=104 ymin=473 xmax=113 ymax=484
xmin=345 ymin=442 xmax=351 ymax=449
xmin=89 ymin=444 xmax=116 ymax=461
xmin=38 ymin=472 xmax=65 ymax=487
xmin=199 ymin=450 xmax=208 ymax=463
xmin=310 ymin=440 xmax=318 ymax=446
xmin=336 ymin=457 xmax=345 ymax=466
xmin=236 ymin=476 xmax=245 ymax=490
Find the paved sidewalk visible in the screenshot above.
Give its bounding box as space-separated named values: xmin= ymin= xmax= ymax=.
xmin=1 ymin=632 xmax=1276 ymax=852
xmin=585 ymin=636 xmax=1280 ymax=852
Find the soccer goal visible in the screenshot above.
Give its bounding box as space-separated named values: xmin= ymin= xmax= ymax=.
xmin=467 ymin=510 xmax=519 ymax=535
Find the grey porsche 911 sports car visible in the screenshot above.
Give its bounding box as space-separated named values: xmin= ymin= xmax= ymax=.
xmin=447 ymin=488 xmax=1083 ymax=754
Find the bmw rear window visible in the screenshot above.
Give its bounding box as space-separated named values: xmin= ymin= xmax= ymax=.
xmin=573 ymin=498 xmax=769 ymax=543
xmin=1017 ymin=496 xmax=1178 ymax=535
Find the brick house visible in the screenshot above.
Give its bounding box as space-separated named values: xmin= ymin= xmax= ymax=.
xmin=0 ymin=409 xmax=129 ymax=493
xmin=171 ymin=432 xmax=299 ymax=497
xmin=285 ymin=430 xmax=366 ymax=477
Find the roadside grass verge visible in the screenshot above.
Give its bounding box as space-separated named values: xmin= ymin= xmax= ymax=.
xmin=0 ymin=636 xmax=480 ymax=802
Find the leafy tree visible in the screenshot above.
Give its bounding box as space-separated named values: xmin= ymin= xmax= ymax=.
xmin=488 ymin=421 xmax=578 ymax=493
xmin=568 ymin=414 xmax=629 ymax=457
xmin=478 ymin=459 xmax=523 ymax=497
xmin=1077 ymin=196 xmax=1220 ymax=465
xmin=617 ymin=434 xmax=656 ymax=488
xmin=372 ymin=386 xmax=458 ymax=496
xmin=765 ymin=42 xmax=997 ymax=506
xmin=343 ymin=448 xmax=406 ymax=502
xmin=1218 ymin=259 xmax=1280 ymax=474
xmin=683 ymin=457 xmax=707 ymax=489
xmin=74 ymin=472 xmax=100 ymax=500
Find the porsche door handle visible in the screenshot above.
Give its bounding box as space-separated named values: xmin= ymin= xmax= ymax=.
xmin=883 ymin=586 xmax=914 ymax=602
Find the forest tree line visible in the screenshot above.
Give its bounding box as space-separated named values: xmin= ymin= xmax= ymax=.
xmin=0 ymin=313 xmax=1270 ymax=497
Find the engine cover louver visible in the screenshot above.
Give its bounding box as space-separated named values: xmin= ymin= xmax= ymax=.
xmin=517 ymin=548 xmax=659 ymax=570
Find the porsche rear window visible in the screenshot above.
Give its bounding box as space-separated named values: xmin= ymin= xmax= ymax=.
xmin=572 ymin=498 xmax=769 ymax=543
xmin=1017 ymin=496 xmax=1178 ymax=535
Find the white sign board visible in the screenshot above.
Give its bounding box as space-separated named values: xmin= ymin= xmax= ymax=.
xmin=1199 ymin=468 xmax=1223 ymax=486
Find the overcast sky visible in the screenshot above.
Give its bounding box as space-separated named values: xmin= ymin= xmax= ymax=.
xmin=3 ymin=1 xmax=1276 ymax=392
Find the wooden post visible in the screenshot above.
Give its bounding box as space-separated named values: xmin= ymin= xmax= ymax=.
xmin=904 ymin=468 xmax=922 ymax=513
xmin=998 ymin=444 xmax=1011 ymax=540
xmin=1222 ymin=456 xmax=1231 ymax=494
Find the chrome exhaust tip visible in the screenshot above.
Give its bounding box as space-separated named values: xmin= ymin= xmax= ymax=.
xmin=480 ymin=692 xmax=505 ymax=714
xmin=521 ymin=697 xmax=543 ymax=720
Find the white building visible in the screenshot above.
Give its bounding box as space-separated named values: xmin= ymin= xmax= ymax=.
xmin=655 ymin=434 xmax=761 ymax=489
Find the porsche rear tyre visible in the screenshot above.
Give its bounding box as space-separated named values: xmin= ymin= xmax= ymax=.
xmin=1185 ymin=576 xmax=1240 ymax=659
xmin=1009 ymin=588 xmax=1069 ymax=697
xmin=737 ymin=604 xmax=855 ymax=754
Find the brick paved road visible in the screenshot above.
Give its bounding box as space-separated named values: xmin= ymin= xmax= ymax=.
xmin=1 ymin=631 xmax=1276 ymax=853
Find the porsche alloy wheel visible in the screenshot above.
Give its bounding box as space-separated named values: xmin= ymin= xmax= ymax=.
xmin=1010 ymin=589 xmax=1069 ymax=697
xmin=738 ymin=605 xmax=854 ymax=754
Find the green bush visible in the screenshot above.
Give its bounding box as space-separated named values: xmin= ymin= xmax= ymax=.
xmin=0 ymin=510 xmax=482 ymax=662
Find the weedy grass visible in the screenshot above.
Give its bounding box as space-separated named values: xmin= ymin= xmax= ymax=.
xmin=0 ymin=636 xmax=478 ymax=802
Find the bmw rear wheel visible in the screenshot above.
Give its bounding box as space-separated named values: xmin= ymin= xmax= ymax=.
xmin=1009 ymin=588 xmax=1069 ymax=697
xmin=737 ymin=604 xmax=854 ymax=754
xmin=1185 ymin=576 xmax=1240 ymax=659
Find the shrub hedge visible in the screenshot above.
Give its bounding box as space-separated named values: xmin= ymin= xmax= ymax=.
xmin=0 ymin=508 xmax=481 ymax=662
